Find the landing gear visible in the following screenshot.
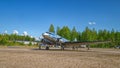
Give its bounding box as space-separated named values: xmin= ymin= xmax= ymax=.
xmin=61 ymin=45 xmax=64 ymax=50
xmin=46 ymin=46 xmax=49 ymax=50
xmin=72 ymin=46 xmax=78 ymax=50
xmin=72 ymin=46 xmax=75 ymax=50
xmin=87 ymin=45 xmax=90 ymax=50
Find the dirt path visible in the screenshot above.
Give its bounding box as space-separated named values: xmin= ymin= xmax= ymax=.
xmin=0 ymin=48 xmax=120 ymax=68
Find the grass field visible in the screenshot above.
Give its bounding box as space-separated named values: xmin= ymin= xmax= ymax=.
xmin=0 ymin=47 xmax=120 ymax=68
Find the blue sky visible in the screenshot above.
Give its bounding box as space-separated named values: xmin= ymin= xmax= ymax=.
xmin=0 ymin=0 xmax=120 ymax=37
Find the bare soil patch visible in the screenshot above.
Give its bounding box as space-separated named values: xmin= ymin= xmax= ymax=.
xmin=0 ymin=47 xmax=120 ymax=68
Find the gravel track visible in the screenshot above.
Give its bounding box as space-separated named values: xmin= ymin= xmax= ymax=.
xmin=0 ymin=48 xmax=120 ymax=68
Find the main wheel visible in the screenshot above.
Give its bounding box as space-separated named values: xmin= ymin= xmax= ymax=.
xmin=46 ymin=46 xmax=49 ymax=50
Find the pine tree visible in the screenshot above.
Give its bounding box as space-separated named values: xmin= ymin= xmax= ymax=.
xmin=76 ymin=32 xmax=82 ymax=42
xmin=49 ymin=24 xmax=55 ymax=33
xmin=60 ymin=26 xmax=71 ymax=40
xmin=97 ymin=30 xmax=104 ymax=41
xmin=82 ymin=27 xmax=91 ymax=41
xmin=115 ymin=31 xmax=120 ymax=45
xmin=111 ymin=29 xmax=115 ymax=42
xmin=71 ymin=27 xmax=77 ymax=41
xmin=91 ymin=28 xmax=97 ymax=41
xmin=56 ymin=26 xmax=61 ymax=35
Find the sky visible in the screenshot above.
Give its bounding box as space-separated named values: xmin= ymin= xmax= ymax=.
xmin=0 ymin=0 xmax=120 ymax=37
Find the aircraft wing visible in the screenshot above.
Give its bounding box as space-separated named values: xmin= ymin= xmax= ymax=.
xmin=63 ymin=41 xmax=110 ymax=47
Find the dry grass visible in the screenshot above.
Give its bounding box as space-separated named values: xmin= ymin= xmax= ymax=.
xmin=0 ymin=47 xmax=120 ymax=68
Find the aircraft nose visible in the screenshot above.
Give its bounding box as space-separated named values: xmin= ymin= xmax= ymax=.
xmin=42 ymin=32 xmax=49 ymax=36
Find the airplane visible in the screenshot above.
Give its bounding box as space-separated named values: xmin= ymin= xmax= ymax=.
xmin=39 ymin=32 xmax=110 ymax=50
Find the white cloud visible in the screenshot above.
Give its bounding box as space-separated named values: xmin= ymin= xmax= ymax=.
xmin=4 ymin=30 xmax=8 ymax=34
xmin=30 ymin=36 xmax=33 ymax=38
xmin=23 ymin=31 xmax=28 ymax=36
xmin=88 ymin=21 xmax=96 ymax=25
xmin=88 ymin=22 xmax=92 ymax=25
xmin=39 ymin=35 xmax=43 ymax=39
xmin=13 ymin=30 xmax=18 ymax=34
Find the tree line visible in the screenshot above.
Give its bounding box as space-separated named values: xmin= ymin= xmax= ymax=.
xmin=0 ymin=34 xmax=35 ymax=46
xmin=49 ymin=24 xmax=120 ymax=48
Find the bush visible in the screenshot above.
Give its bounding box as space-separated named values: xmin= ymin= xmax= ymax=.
xmin=0 ymin=39 xmax=8 ymax=45
xmin=28 ymin=42 xmax=32 ymax=46
xmin=90 ymin=43 xmax=114 ymax=48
